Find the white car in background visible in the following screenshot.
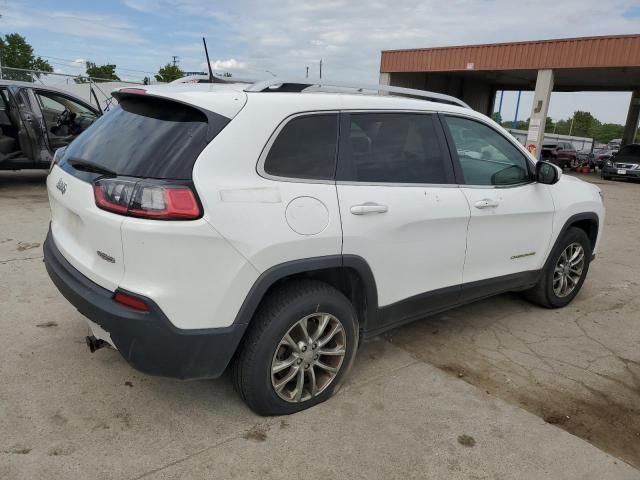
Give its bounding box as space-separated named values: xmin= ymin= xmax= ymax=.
xmin=44 ymin=79 xmax=604 ymax=415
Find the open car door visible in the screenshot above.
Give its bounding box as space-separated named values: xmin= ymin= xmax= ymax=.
xmin=32 ymin=88 xmax=101 ymax=150
xmin=7 ymin=85 xmax=51 ymax=165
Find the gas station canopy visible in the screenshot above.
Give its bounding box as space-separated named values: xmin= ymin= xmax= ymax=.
xmin=380 ymin=34 xmax=640 ymax=92
xmin=379 ymin=34 xmax=640 ymax=146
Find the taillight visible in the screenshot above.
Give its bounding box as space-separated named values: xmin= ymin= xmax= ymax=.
xmin=94 ymin=178 xmax=201 ymax=220
xmin=114 ymin=291 xmax=150 ymax=311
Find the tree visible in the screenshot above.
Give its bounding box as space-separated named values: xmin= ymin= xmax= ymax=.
xmin=501 ymin=119 xmax=529 ymax=130
xmin=570 ymin=111 xmax=600 ymax=137
xmin=592 ymin=123 xmax=624 ymax=144
xmin=155 ymin=63 xmax=183 ymax=83
xmin=0 ymin=33 xmax=53 ymax=81
xmin=85 ymin=62 xmax=120 ymax=81
xmin=544 ymin=116 xmax=555 ymax=133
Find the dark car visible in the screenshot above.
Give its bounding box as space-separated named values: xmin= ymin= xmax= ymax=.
xmin=601 ymin=144 xmax=640 ymax=181
xmin=593 ymin=149 xmax=617 ymax=169
xmin=0 ymin=80 xmax=101 ymax=170
xmin=541 ymin=142 xmax=577 ymax=169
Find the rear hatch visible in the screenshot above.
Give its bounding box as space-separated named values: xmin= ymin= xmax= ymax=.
xmin=47 ymin=88 xmax=244 ymax=291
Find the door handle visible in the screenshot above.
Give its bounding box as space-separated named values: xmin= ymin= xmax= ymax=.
xmin=350 ymin=203 xmax=388 ymax=215
xmin=474 ymin=198 xmax=499 ymax=209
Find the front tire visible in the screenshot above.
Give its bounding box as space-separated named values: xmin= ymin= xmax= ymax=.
xmin=232 ymin=280 xmax=358 ymax=415
xmin=525 ymin=227 xmax=592 ymax=308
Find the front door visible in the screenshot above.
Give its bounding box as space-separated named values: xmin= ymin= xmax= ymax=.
xmin=336 ymin=111 xmax=470 ymax=330
xmin=33 ymin=90 xmax=100 ymax=150
xmin=441 ymin=114 xmax=555 ymax=299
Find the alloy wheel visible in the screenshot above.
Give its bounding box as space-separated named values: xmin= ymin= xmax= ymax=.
xmin=271 ymin=313 xmax=346 ymax=403
xmin=553 ymin=242 xmax=585 ymax=298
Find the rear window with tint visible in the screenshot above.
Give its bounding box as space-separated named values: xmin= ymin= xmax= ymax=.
xmin=60 ymin=96 xmax=229 ymax=180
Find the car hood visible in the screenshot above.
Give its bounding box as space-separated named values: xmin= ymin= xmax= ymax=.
xmin=561 ymin=173 xmax=581 ymax=183
xmin=613 ymin=155 xmax=640 ymax=164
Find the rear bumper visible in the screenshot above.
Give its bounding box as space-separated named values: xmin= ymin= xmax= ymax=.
xmin=43 ymin=230 xmax=247 ymax=379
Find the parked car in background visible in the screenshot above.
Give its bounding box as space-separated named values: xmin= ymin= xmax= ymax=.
xmin=608 ymin=139 xmax=622 ymax=151
xmin=601 ymin=144 xmax=640 ymax=181
xmin=0 ymin=80 xmax=101 ymax=171
xmin=593 ymin=149 xmax=617 ymax=169
xmin=541 ymin=142 xmax=578 ymax=169
xmin=577 ymin=149 xmax=593 ymax=164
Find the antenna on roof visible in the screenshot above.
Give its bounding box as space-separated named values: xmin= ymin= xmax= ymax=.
xmin=202 ymin=37 xmax=215 ymax=83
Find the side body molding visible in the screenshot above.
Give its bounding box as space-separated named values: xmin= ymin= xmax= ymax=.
xmin=231 ymin=213 xmax=599 ymax=339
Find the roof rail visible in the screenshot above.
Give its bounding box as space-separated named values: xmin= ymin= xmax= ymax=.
xmin=244 ymin=78 xmax=470 ymax=108
xmin=168 ymin=75 xmax=256 ymax=85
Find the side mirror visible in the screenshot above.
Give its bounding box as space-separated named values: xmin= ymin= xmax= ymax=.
xmin=536 ymin=161 xmax=561 ymax=185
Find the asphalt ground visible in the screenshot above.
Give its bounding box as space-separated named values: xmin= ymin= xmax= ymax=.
xmin=1 ymin=170 xmax=638 ymax=479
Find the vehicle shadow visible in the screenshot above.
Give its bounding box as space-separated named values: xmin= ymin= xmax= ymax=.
xmin=0 ymin=170 xmax=48 ymax=188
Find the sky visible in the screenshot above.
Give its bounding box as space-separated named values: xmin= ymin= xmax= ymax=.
xmin=0 ymin=0 xmax=638 ymax=124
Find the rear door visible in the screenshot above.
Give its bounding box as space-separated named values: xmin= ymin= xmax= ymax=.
xmin=441 ymin=114 xmax=554 ymax=298
xmin=336 ymin=111 xmax=470 ymax=329
xmin=8 ymin=86 xmax=50 ymax=163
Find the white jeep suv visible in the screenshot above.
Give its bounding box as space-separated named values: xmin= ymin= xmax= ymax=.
xmin=44 ymin=79 xmax=604 ymax=415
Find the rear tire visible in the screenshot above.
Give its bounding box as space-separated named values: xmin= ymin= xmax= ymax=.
xmin=602 ymin=175 xmax=611 ymax=180
xmin=525 ymin=227 xmax=592 ymax=308
xmin=232 ymin=280 xmax=358 ymax=416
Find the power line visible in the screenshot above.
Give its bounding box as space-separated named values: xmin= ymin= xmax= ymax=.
xmin=36 ymin=54 xmax=157 ymax=75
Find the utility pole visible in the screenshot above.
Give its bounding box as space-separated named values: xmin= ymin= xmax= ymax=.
xmin=305 ymin=66 xmax=309 ymax=78
xmin=172 ymin=55 xmax=180 ymax=66
xmin=512 ymin=90 xmax=522 ymax=129
xmin=319 ymin=59 xmax=322 ymax=79
xmin=569 ymin=115 xmax=575 ymax=136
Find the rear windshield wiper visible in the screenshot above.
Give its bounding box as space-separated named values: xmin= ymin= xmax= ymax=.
xmin=67 ymin=158 xmax=117 ymax=176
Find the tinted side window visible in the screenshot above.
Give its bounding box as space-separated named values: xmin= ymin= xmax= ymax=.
xmin=264 ymin=114 xmax=338 ymax=180
xmin=444 ymin=116 xmax=531 ymax=186
xmin=337 ymin=113 xmax=450 ymax=184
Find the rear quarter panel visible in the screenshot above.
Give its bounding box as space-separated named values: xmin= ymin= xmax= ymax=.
xmin=191 ymin=95 xmax=345 ymax=273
